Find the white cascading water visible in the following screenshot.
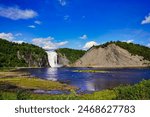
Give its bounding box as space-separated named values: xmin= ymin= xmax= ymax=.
xmin=46 ymin=51 xmax=58 ymax=67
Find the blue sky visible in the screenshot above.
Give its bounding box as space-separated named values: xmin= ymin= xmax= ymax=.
xmin=0 ymin=0 xmax=150 ymax=49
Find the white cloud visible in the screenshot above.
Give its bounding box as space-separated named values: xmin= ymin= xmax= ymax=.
xmin=147 ymin=43 xmax=150 ymax=47
xmin=141 ymin=13 xmax=150 ymax=24
xmin=0 ymin=32 xmax=24 ymax=44
xmin=80 ymin=34 xmax=88 ymax=40
xmin=58 ymin=0 xmax=67 ymax=6
xmin=34 ymin=20 xmax=42 ymax=25
xmin=0 ymin=6 xmax=37 ymax=20
xmin=0 ymin=32 xmax=14 ymax=40
xmin=122 ymin=40 xmax=134 ymax=43
xmin=32 ymin=36 xmax=68 ymax=50
xmin=28 ymin=25 xmax=36 ymax=28
xmin=83 ymin=41 xmax=98 ymax=49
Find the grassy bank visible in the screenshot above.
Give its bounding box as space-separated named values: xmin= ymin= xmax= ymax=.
xmin=0 ymin=68 xmax=150 ymax=100
xmin=0 ymin=77 xmax=76 ymax=91
xmin=0 ymin=67 xmax=17 ymax=72
xmin=0 ymin=79 xmax=150 ymax=100
xmin=73 ymin=70 xmax=109 ymax=73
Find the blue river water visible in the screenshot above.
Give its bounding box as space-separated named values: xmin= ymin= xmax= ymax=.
xmin=22 ymin=67 xmax=150 ymax=93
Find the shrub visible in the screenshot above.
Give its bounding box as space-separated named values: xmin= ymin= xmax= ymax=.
xmin=16 ymin=89 xmax=31 ymax=100
xmin=115 ymin=80 xmax=150 ymax=100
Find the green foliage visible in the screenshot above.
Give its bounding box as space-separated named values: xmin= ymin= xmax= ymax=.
xmin=114 ymin=41 xmax=150 ymax=61
xmin=0 ymin=80 xmax=150 ymax=100
xmin=0 ymin=77 xmax=76 ymax=91
xmin=115 ymin=80 xmax=150 ymax=100
xmin=0 ymin=67 xmax=16 ymax=72
xmin=56 ymin=48 xmax=86 ymax=64
xmin=0 ymin=91 xmax=3 ymax=100
xmin=0 ymin=38 xmax=48 ymax=67
xmin=73 ymin=70 xmax=109 ymax=73
xmin=16 ymin=89 xmax=31 ymax=100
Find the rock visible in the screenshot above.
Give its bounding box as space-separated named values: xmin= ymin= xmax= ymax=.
xmin=57 ymin=53 xmax=70 ymax=67
xmin=17 ymin=50 xmax=49 ymax=67
xmin=73 ymin=44 xmax=150 ymax=67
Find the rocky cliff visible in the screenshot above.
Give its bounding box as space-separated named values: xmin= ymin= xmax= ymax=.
xmin=0 ymin=38 xmax=49 ymax=67
xmin=57 ymin=53 xmax=70 ymax=67
xmin=56 ymin=48 xmax=86 ymax=67
xmin=73 ymin=43 xmax=150 ymax=67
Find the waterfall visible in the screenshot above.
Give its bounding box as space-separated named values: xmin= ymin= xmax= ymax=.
xmin=46 ymin=51 xmax=58 ymax=67
xmin=46 ymin=51 xmax=62 ymax=67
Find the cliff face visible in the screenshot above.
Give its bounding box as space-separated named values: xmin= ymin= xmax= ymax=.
xmin=0 ymin=38 xmax=49 ymax=67
xmin=56 ymin=48 xmax=86 ymax=67
xmin=73 ymin=44 xmax=150 ymax=67
xmin=17 ymin=50 xmax=49 ymax=67
xmin=57 ymin=53 xmax=70 ymax=67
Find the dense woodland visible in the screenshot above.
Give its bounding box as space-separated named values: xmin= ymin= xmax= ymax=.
xmin=0 ymin=38 xmax=48 ymax=67
xmin=93 ymin=41 xmax=150 ymax=61
xmin=56 ymin=48 xmax=86 ymax=64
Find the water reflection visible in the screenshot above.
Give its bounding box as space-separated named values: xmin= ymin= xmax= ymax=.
xmin=46 ymin=68 xmax=58 ymax=81
xmin=25 ymin=68 xmax=150 ymax=93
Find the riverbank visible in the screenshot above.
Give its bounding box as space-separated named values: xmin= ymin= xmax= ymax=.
xmin=0 ymin=68 xmax=150 ymax=100
xmin=0 ymin=79 xmax=150 ymax=100
xmin=71 ymin=65 xmax=150 ymax=69
xmin=0 ymin=68 xmax=77 ymax=100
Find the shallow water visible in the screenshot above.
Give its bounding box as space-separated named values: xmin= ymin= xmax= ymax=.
xmin=23 ymin=67 xmax=150 ymax=93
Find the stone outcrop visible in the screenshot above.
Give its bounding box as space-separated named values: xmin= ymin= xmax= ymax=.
xmin=73 ymin=44 xmax=150 ymax=67
xmin=17 ymin=50 xmax=49 ymax=67
xmin=57 ymin=53 xmax=70 ymax=67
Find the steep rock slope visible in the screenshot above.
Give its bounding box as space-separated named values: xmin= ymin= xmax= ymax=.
xmin=56 ymin=48 xmax=86 ymax=66
xmin=73 ymin=44 xmax=150 ymax=67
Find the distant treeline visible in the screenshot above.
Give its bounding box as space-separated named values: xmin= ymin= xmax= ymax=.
xmin=56 ymin=48 xmax=86 ymax=64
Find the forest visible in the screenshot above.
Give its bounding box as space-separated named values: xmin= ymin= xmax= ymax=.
xmin=0 ymin=38 xmax=48 ymax=67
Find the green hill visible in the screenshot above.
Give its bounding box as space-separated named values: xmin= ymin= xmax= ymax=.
xmin=56 ymin=48 xmax=86 ymax=64
xmin=0 ymin=39 xmax=49 ymax=67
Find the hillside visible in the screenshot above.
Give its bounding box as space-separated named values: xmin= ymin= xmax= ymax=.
xmin=93 ymin=41 xmax=150 ymax=61
xmin=73 ymin=42 xmax=150 ymax=67
xmin=56 ymin=48 xmax=86 ymax=66
xmin=0 ymin=39 xmax=49 ymax=67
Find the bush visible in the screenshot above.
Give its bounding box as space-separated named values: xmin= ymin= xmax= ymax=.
xmin=16 ymin=89 xmax=31 ymax=100
xmin=0 ymin=91 xmax=3 ymax=100
xmin=115 ymin=80 xmax=150 ymax=100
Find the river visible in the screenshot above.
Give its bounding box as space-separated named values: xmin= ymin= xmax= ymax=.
xmin=22 ymin=67 xmax=150 ymax=93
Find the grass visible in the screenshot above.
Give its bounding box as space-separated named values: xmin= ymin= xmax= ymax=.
xmin=1 ymin=79 xmax=150 ymax=100
xmin=0 ymin=77 xmax=76 ymax=91
xmin=0 ymin=69 xmax=150 ymax=100
xmin=73 ymin=70 xmax=109 ymax=73
xmin=0 ymin=67 xmax=17 ymax=72
xmin=0 ymin=89 xmax=116 ymax=100
xmin=79 ymin=90 xmax=116 ymax=100
xmin=0 ymin=72 xmax=29 ymax=78
xmin=114 ymin=80 xmax=150 ymax=100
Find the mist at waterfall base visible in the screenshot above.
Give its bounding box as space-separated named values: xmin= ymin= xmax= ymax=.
xmin=46 ymin=50 xmax=62 ymax=68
